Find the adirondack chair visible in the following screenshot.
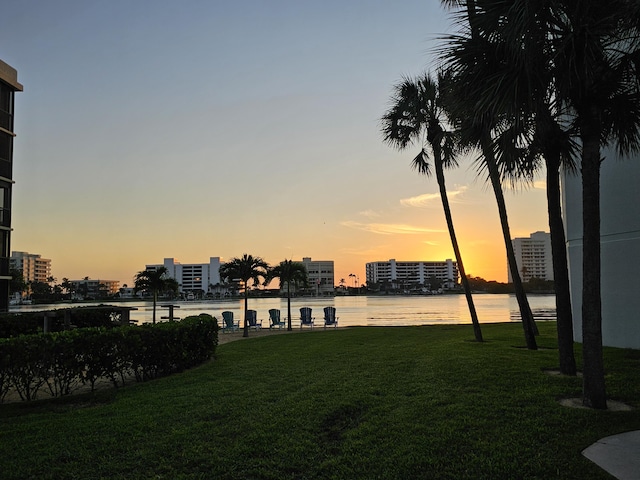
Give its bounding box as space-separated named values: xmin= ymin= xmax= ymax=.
xmin=299 ymin=307 xmax=315 ymax=329
xmin=323 ymin=306 xmax=338 ymax=329
xmin=247 ymin=310 xmax=262 ymax=330
xmin=269 ymin=309 xmax=285 ymax=329
xmin=221 ymin=311 xmax=239 ymax=333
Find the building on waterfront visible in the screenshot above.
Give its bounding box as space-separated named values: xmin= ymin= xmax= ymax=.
xmin=509 ymin=231 xmax=553 ymax=282
xmin=300 ymin=257 xmax=335 ymax=296
xmin=365 ymin=259 xmax=459 ymax=290
xmin=10 ymin=251 xmax=51 ymax=284
xmin=563 ymin=147 xmax=640 ymax=349
xmin=0 ymin=60 xmax=23 ymax=311
xmin=146 ymin=257 xmax=223 ymax=298
xmin=69 ymin=278 xmax=120 ymax=298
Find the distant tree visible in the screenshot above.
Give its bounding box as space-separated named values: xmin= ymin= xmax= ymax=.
xmin=9 ymin=268 xmax=27 ymax=298
xmin=219 ymin=254 xmax=269 ymax=337
xmin=265 ymin=260 xmax=308 ymax=331
xmin=29 ymin=281 xmax=53 ymax=303
xmin=60 ymin=278 xmax=74 ymax=298
xmin=134 ymin=266 xmax=179 ymax=324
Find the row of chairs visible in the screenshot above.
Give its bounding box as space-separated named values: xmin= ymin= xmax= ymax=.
xmin=220 ymin=307 xmax=338 ymax=333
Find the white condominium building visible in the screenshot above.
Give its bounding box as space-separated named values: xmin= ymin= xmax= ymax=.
xmin=10 ymin=251 xmax=51 ymax=284
xmin=147 ymin=257 xmax=222 ymax=295
xmin=366 ymin=259 xmax=459 ymax=288
xmin=509 ymin=231 xmax=553 ymax=282
xmin=69 ymin=278 xmax=120 ymax=296
xmin=300 ymin=257 xmax=335 ymax=296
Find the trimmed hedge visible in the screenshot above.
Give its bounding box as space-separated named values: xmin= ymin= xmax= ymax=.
xmin=0 ymin=305 xmax=129 ymax=338
xmin=0 ymin=314 xmax=219 ymax=403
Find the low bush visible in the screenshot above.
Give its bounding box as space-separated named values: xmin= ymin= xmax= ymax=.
xmin=0 ymin=313 xmax=218 ymax=402
xmin=0 ymin=305 xmax=131 ymax=338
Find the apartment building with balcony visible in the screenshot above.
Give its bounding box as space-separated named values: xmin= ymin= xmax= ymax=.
xmin=146 ymin=257 xmax=222 ymax=297
xmin=69 ymin=278 xmax=120 ymax=298
xmin=509 ymin=231 xmax=553 ymax=282
xmin=0 ymin=60 xmax=22 ymax=311
xmin=366 ymin=259 xmax=459 ymax=289
xmin=10 ymin=251 xmax=52 ymax=284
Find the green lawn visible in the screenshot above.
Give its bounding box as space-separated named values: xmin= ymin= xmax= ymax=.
xmin=1 ymin=322 xmax=638 ymax=479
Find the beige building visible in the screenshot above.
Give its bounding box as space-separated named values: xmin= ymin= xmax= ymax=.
xmin=10 ymin=251 xmax=52 ymax=284
xmin=300 ymin=257 xmax=335 ymax=296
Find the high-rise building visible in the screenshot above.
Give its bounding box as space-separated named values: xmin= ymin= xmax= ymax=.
xmin=0 ymin=60 xmax=23 ymax=311
xmin=146 ymin=257 xmax=222 ymax=297
xmin=10 ymin=251 xmax=52 ymax=284
xmin=366 ymin=259 xmax=458 ymax=289
xmin=509 ymin=231 xmax=553 ymax=282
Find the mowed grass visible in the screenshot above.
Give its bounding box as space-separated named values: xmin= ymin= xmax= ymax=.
xmin=1 ymin=322 xmax=639 ymax=479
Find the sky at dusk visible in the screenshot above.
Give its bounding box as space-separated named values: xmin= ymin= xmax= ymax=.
xmin=1 ymin=1 xmax=549 ymax=287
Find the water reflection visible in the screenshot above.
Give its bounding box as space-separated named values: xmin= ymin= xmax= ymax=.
xmin=10 ymin=294 xmax=556 ymax=328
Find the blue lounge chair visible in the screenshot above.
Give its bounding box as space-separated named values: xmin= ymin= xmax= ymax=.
xmin=269 ymin=309 xmax=285 ymax=329
xmin=221 ymin=311 xmax=239 ymax=333
xmin=323 ymin=306 xmax=338 ymax=329
xmin=247 ymin=310 xmax=262 ymax=330
xmin=300 ymin=307 xmax=315 ymax=329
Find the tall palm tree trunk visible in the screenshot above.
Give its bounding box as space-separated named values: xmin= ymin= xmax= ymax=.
xmin=546 ymin=155 xmax=577 ymax=375
xmin=581 ymin=125 xmax=606 ymax=409
xmin=243 ymin=290 xmax=249 ymax=337
xmin=462 ymin=0 xmax=536 ymax=347
xmin=434 ymin=155 xmax=483 ymax=342
xmin=152 ymin=292 xmax=157 ymax=324
xmin=287 ymin=282 xmax=293 ymax=331
xmin=483 ymin=137 xmax=538 ymax=350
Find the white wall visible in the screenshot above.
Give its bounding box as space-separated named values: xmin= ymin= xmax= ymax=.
xmin=563 ymin=148 xmax=640 ymax=349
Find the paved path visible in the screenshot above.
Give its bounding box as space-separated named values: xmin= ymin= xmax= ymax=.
xmin=583 ymin=430 xmax=640 ymax=480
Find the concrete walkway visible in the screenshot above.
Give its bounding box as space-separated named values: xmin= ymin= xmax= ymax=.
xmin=582 ymin=430 xmax=640 ymax=480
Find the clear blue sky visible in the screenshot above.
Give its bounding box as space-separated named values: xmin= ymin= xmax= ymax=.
xmin=0 ymin=1 xmax=548 ymax=285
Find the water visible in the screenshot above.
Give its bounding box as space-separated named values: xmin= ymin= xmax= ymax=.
xmin=10 ymin=294 xmax=556 ymax=327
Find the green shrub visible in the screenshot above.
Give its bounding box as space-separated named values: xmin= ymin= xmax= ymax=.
xmin=0 ymin=313 xmax=218 ymax=402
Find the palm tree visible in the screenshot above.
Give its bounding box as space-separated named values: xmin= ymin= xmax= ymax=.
xmin=440 ymin=0 xmax=640 ymax=406
xmin=441 ymin=0 xmax=579 ymax=373
xmin=219 ymin=254 xmax=270 ymax=337
xmin=381 ymin=71 xmax=483 ymax=342
xmin=438 ymin=0 xmax=538 ymax=350
xmin=264 ymin=260 xmax=309 ymax=331
xmin=546 ymin=0 xmax=640 ymax=408
xmin=133 ymin=266 xmax=179 ymax=324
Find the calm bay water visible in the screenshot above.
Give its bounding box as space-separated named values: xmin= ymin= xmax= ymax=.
xmin=10 ymin=294 xmax=556 ymax=327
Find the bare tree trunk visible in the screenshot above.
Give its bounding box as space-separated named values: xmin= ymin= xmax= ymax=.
xmin=434 ymin=154 xmax=483 ymax=342
xmin=243 ymin=291 xmax=249 ymax=337
xmin=152 ymin=292 xmax=157 ymax=325
xmin=287 ymin=282 xmax=292 ymax=331
xmin=483 ymin=137 xmax=538 ymax=349
xmin=581 ymin=125 xmax=606 ymax=409
xmin=546 ymin=155 xmax=577 ymax=375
